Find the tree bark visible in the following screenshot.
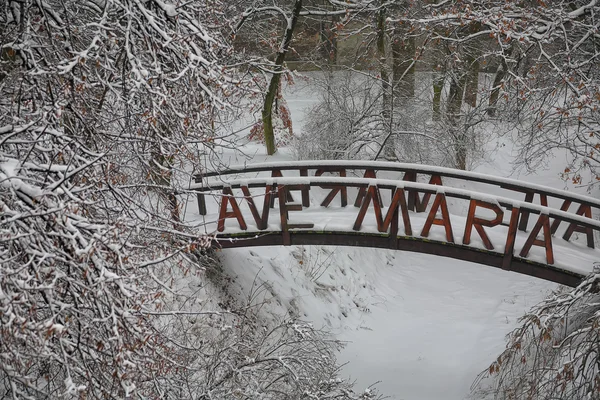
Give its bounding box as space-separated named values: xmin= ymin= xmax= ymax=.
xmin=262 ymin=0 xmax=303 ymax=155
xmin=463 ymin=54 xmax=479 ymax=108
xmin=432 ymin=73 xmax=444 ymax=121
xmin=488 ymin=45 xmax=512 ymax=116
xmin=392 ymin=28 xmax=415 ymax=99
xmin=447 ymin=73 xmax=467 ymax=170
xmin=376 ymin=5 xmax=394 ymax=160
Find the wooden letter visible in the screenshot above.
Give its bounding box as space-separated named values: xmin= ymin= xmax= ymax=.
xmin=562 ymin=204 xmax=594 ymax=248
xmin=353 ymin=186 xmax=412 ymax=236
xmin=504 ymin=189 xmax=547 ymax=232
xmin=269 ymin=170 xmax=295 ymax=208
xmin=420 ymin=193 xmax=454 ymax=242
xmin=403 ymin=172 xmax=443 ymax=212
xmin=549 ymin=199 xmax=572 ymax=234
xmin=354 ymin=169 xmax=382 ymax=207
xmin=463 ymin=199 xmax=504 ymax=250
xmin=502 ymin=207 xmax=520 ymax=270
xmin=316 ymin=168 xmax=348 ymax=207
xmin=217 ymin=187 xmax=247 ymax=232
xmin=241 ymin=185 xmax=272 ymax=230
xmin=519 ymin=213 xmax=554 ymax=264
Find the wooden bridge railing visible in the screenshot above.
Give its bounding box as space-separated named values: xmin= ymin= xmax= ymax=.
xmin=193 ymin=161 xmax=600 ymax=244
xmin=189 ymin=162 xmax=600 ymax=287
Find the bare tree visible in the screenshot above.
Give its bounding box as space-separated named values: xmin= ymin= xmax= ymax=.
xmin=1 ymin=1 xmax=381 ymax=398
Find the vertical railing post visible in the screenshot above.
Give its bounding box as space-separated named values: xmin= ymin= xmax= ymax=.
xmin=195 ymin=172 xmax=207 ymax=215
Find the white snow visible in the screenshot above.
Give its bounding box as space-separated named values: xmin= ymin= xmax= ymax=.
xmin=183 ymin=72 xmax=600 ymax=400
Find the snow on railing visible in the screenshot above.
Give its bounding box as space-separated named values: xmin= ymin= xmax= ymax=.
xmin=188 ymin=163 xmax=600 ymax=287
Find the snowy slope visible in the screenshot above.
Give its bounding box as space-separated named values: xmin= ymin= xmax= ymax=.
xmin=186 ymin=72 xmax=598 ymax=400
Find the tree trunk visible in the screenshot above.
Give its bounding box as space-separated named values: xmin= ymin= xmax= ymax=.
xmin=392 ymin=29 xmax=415 ymax=99
xmin=463 ymin=54 xmax=479 ymax=108
xmin=432 ymin=73 xmax=444 ymax=121
xmin=446 ymin=73 xmax=467 ymax=170
xmin=463 ymin=22 xmax=481 ymax=108
xmin=488 ymin=45 xmax=512 ymax=116
xmin=262 ymin=0 xmax=303 ymax=155
xmin=320 ymin=5 xmax=338 ymax=64
xmin=376 ymin=5 xmax=394 ymax=160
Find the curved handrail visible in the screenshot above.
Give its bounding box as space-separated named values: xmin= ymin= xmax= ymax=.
xmin=191 ymin=176 xmax=600 ymax=229
xmin=194 ymin=161 xmax=600 ymax=210
xmin=188 ymin=173 xmax=600 ymax=287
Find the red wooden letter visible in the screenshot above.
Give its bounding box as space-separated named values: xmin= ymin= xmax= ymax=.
xmin=217 ymin=187 xmax=247 ymax=232
xmin=241 ymin=185 xmax=272 ymax=230
xmin=562 ymin=204 xmax=594 ymax=249
xmin=519 ymin=213 xmax=554 ymax=264
xmin=316 ymin=168 xmax=348 ymax=207
xmin=353 ymin=186 xmax=412 ymax=235
xmin=502 ymin=207 xmax=520 ymax=270
xmin=463 ymin=199 xmax=504 ymax=250
xmin=421 ymin=193 xmax=454 ymax=242
xmin=353 ymin=185 xmax=382 ymax=231
xmin=403 ymin=173 xmax=443 ymax=212
xmin=354 ymin=170 xmax=382 ymax=207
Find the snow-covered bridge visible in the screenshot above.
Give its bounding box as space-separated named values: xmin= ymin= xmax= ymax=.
xmin=189 ymin=161 xmax=600 ymax=287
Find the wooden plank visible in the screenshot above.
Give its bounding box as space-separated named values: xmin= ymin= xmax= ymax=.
xmin=196 ymin=162 xmax=600 ymax=216
xmin=194 ymin=174 xmax=207 ymax=215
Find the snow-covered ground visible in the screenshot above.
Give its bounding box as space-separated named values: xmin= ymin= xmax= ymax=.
xmin=185 ymin=73 xmax=599 ymax=400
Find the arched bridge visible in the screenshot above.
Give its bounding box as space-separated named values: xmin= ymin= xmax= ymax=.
xmin=189 ymin=161 xmax=600 ymax=287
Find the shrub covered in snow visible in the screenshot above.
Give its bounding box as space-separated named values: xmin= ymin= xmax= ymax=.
xmin=473 ymin=273 xmax=600 ymax=400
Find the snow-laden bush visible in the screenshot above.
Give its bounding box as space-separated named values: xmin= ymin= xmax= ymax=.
xmin=0 ymin=111 xmax=380 ymax=400
xmin=294 ymin=69 xmax=488 ymax=168
xmin=294 ymin=70 xmax=381 ymax=160
xmin=472 ymin=273 xmax=600 ymax=400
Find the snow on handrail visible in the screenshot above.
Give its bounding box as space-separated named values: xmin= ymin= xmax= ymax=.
xmin=190 ymin=176 xmax=600 ymax=230
xmin=194 ymin=161 xmax=600 ymax=209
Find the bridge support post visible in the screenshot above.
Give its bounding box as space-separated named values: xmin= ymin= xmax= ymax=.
xmin=278 ymin=184 xmax=314 ymax=245
xmin=388 ymin=189 xmax=399 ymax=249
xmin=195 ymin=174 xmax=207 ymax=215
